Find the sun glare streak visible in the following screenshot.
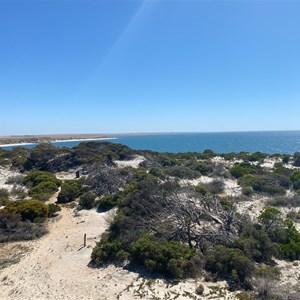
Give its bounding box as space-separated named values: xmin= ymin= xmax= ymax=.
xmin=77 ymin=1 xmax=154 ymax=93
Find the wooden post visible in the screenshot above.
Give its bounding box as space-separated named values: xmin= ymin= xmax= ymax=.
xmin=84 ymin=233 xmax=86 ymax=247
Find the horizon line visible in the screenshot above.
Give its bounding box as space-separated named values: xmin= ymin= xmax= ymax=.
xmin=1 ymin=129 xmax=300 ymax=138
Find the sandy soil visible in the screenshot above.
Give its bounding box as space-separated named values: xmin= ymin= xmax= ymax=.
xmin=0 ymin=167 xmax=23 ymax=192
xmin=0 ymin=207 xmax=124 ymax=300
xmin=55 ymin=171 xmax=77 ymax=181
xmin=180 ymin=176 xmax=242 ymax=197
xmin=236 ymin=196 xmax=267 ymax=222
xmin=275 ymin=259 xmax=300 ymax=287
xmin=0 ymin=199 xmax=238 ymax=300
xmin=114 ymin=156 xmax=145 ymax=169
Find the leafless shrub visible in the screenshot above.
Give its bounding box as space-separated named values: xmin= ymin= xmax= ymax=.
xmin=10 ymin=185 xmax=27 ymax=199
xmin=5 ymin=175 xmax=24 ymax=185
xmin=206 ymin=179 xmax=225 ymax=194
xmin=195 ymin=284 xmax=204 ymax=295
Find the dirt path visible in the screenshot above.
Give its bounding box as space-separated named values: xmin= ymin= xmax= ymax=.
xmin=0 ymin=207 xmax=138 ymax=300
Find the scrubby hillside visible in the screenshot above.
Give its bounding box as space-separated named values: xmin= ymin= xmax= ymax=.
xmin=1 ymin=142 xmax=300 ymax=299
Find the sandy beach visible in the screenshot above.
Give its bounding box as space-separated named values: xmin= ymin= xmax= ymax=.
xmin=0 ymin=136 xmax=116 ymax=148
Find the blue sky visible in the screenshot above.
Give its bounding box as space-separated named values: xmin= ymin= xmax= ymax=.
xmin=0 ymin=0 xmax=300 ymax=135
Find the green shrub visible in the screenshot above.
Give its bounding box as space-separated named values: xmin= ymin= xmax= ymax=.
xmin=282 ymin=154 xmax=290 ymax=164
xmin=79 ymin=191 xmax=96 ymax=209
xmin=205 ymin=245 xmax=255 ymax=286
xmin=290 ymin=170 xmax=300 ymax=190
xmin=195 ymin=183 xmax=208 ymax=195
xmin=248 ymin=152 xmax=267 ymax=162
xmin=242 ymin=187 xmax=253 ymax=196
xmin=0 ymin=188 xmax=9 ymax=206
xmin=230 ymin=164 xmax=256 ymax=179
xmin=25 ymin=171 xmax=61 ymax=201
xmin=259 ymin=208 xmax=300 ymax=260
xmin=47 ymin=203 xmax=61 ymax=217
xmin=29 ymin=181 xmax=59 ymax=201
xmin=57 ymin=180 xmax=81 ymax=203
xmin=96 ymin=194 xmax=121 ymax=211
xmin=6 ymin=200 xmax=48 ymax=222
xmin=239 ymin=174 xmax=287 ymax=196
xmin=293 ymin=152 xmax=300 ymax=167
xmin=0 ymin=211 xmax=47 ymax=242
xmin=234 ymin=223 xmax=276 ymax=262
xmin=164 ymin=166 xmax=200 ymax=179
xmin=192 ymin=161 xmax=213 ymax=175
xmin=131 ymin=234 xmax=198 ymax=278
xmin=24 ymin=171 xmax=60 ymax=188
xmin=91 ymin=239 xmax=123 ymax=264
xmin=149 ymin=167 xmax=165 ymax=179
xmin=274 ymin=163 xmax=292 ymax=176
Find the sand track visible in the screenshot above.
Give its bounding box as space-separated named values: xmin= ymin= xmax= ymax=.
xmin=0 ymin=206 xmax=139 ymax=300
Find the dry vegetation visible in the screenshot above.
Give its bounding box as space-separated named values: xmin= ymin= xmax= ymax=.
xmin=1 ymin=143 xmax=300 ymax=299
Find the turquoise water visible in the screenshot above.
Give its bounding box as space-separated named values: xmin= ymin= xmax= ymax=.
xmin=1 ymin=131 xmax=300 ymax=154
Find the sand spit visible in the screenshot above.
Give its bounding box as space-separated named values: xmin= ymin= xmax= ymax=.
xmin=0 ymin=134 xmax=112 ymax=147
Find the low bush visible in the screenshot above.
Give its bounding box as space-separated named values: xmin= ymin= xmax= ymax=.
xmin=287 ymin=210 xmax=300 ymax=222
xmin=229 ymin=163 xmax=256 ymax=179
xmin=24 ymin=170 xmax=61 ymax=201
xmin=0 ymin=188 xmax=9 ymax=206
xmin=290 ymin=170 xmax=300 ymax=190
xmin=205 ymin=245 xmax=255 ymax=287
xmin=91 ymin=238 xmax=123 ymax=264
xmin=24 ymin=170 xmax=61 ymax=188
xmin=267 ymin=195 xmax=300 ymax=208
xmin=149 ymin=167 xmax=165 ymax=179
xmin=47 ymin=203 xmax=61 ymax=217
xmin=5 ymin=199 xmax=48 ymax=222
xmin=293 ymin=152 xmax=300 ymax=167
xmin=259 ymin=208 xmax=300 ymax=260
xmin=29 ymin=181 xmax=59 ymax=201
xmin=10 ymin=185 xmax=27 ymax=199
xmin=79 ymin=191 xmax=96 ymax=209
xmin=195 ymin=183 xmax=208 ymax=195
xmin=205 ymin=179 xmax=225 ymax=194
xmin=5 ymin=175 xmax=24 ymax=185
xmin=96 ymin=194 xmax=121 ymax=211
xmin=195 ymin=284 xmax=204 ymax=295
xmin=57 ymin=180 xmax=81 ymax=203
xmin=131 ymin=234 xmax=200 ymax=278
xmin=248 ymin=152 xmax=267 ymax=162
xmin=164 ymin=166 xmax=200 ymax=179
xmin=239 ymin=174 xmax=287 ymax=196
xmin=192 ymin=161 xmax=214 ymax=176
xmin=274 ymin=163 xmax=292 ymax=177
xmin=0 ymin=212 xmax=47 ymax=242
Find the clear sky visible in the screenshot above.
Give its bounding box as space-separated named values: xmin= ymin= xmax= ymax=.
xmin=0 ymin=0 xmax=300 ymax=135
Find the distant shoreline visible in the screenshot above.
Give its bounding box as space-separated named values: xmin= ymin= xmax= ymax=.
xmin=0 ymin=137 xmax=116 ymax=148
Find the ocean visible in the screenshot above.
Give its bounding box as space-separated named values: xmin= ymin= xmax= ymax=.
xmin=1 ymin=131 xmax=300 ymax=154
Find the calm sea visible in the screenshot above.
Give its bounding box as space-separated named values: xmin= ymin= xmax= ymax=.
xmin=1 ymin=131 xmax=300 ymax=154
